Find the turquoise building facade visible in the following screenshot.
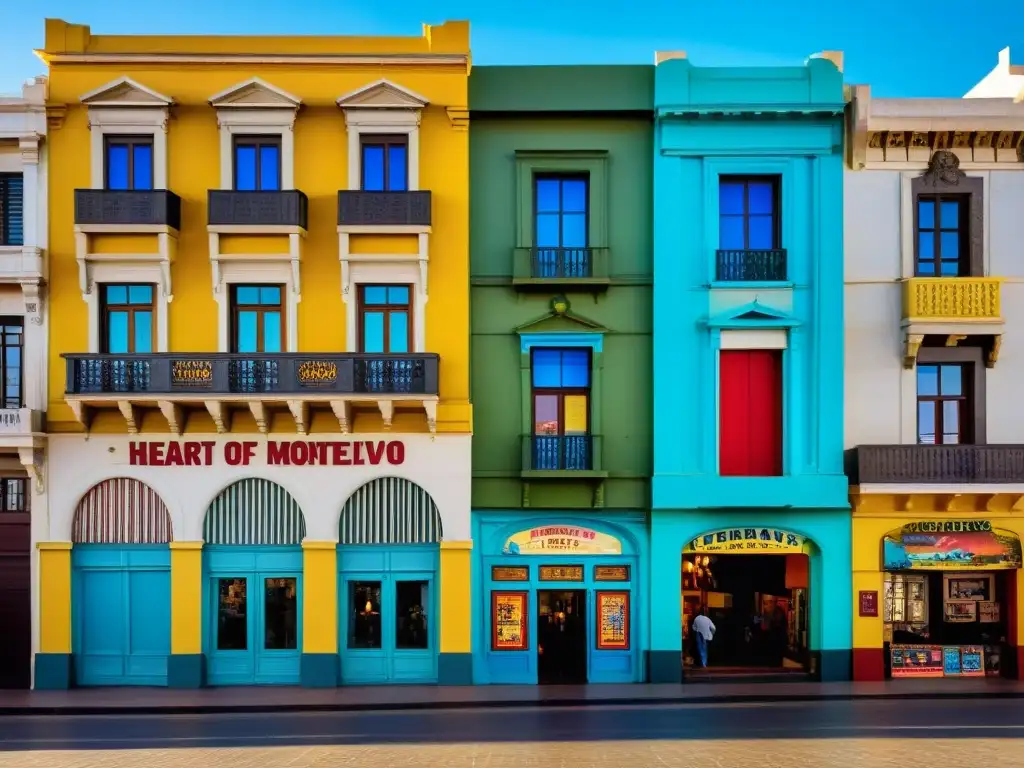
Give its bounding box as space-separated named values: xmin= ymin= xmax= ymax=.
xmin=649 ymin=54 xmax=852 ymax=682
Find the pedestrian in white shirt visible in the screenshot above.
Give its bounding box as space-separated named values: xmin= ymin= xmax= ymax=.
xmin=692 ymin=608 xmax=716 ymax=669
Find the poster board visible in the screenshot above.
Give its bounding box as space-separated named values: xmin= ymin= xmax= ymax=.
xmin=596 ymin=591 xmax=630 ymax=650
xmin=960 ymin=646 xmax=985 ymax=677
xmin=491 ymin=591 xmax=528 ymax=651
xmin=890 ymin=645 xmax=944 ymax=677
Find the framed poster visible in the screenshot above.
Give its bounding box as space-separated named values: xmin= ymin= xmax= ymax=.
xmin=979 ymin=601 xmax=1000 ymax=623
xmin=491 ymin=591 xmax=528 ymax=651
xmin=596 ymin=591 xmax=630 ymax=651
xmin=944 ymin=599 xmax=977 ymax=623
xmin=944 ymin=574 xmax=993 ymax=601
xmin=890 ymin=645 xmax=944 ymax=677
xmin=959 ymin=646 xmax=985 ymax=677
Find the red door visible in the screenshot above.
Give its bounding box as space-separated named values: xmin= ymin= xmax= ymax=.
xmin=0 ymin=511 xmax=30 ymax=688
xmin=719 ymin=349 xmax=783 ymax=476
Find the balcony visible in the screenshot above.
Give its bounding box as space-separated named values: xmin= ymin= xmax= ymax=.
xmin=207 ymin=190 xmax=308 ymax=230
xmin=337 ymin=191 xmax=431 ymax=228
xmin=512 ymin=247 xmax=610 ymax=290
xmin=846 ymin=445 xmax=1024 ymax=485
xmin=715 ymin=249 xmax=787 ymax=282
xmin=74 ymin=190 xmax=182 ymax=230
xmin=902 ymin=277 xmax=1004 ymax=367
xmin=0 ymin=407 xmax=45 ymax=452
xmin=520 ymin=434 xmax=608 ymax=507
xmin=62 ymin=352 xmax=440 ymax=434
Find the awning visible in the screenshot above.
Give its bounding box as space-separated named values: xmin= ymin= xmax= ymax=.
xmin=883 ymin=521 xmax=1022 ymax=571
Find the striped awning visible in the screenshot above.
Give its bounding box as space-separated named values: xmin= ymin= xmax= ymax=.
xmin=339 ymin=477 xmax=442 ymax=545
xmin=72 ymin=478 xmax=172 ymax=544
xmin=204 ymin=478 xmax=306 ymax=546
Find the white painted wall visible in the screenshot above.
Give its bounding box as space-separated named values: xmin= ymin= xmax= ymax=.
xmin=964 ymin=48 xmax=1024 ymax=99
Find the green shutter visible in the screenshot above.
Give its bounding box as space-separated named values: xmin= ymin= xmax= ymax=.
xmin=339 ymin=477 xmax=441 ymax=544
xmin=204 ymin=478 xmax=306 ymax=545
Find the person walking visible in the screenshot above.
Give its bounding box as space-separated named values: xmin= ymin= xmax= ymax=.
xmin=691 ymin=607 xmax=716 ymax=669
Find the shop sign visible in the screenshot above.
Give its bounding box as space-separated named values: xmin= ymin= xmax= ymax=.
xmin=684 ymin=527 xmax=810 ymax=555
xmin=858 ymin=590 xmax=878 ymax=617
xmin=539 ymin=565 xmax=583 ymax=582
xmin=594 ymin=565 xmax=630 ymax=582
xmin=883 ymin=521 xmax=1022 ymax=571
xmin=127 ymin=440 xmax=406 ymax=467
xmin=491 ymin=566 xmax=528 ymax=582
xmin=503 ymin=526 xmax=622 ymax=556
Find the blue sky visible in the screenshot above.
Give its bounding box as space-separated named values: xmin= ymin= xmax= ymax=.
xmin=1 ymin=0 xmax=1020 ymax=97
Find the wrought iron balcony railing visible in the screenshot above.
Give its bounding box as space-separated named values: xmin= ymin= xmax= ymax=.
xmin=529 ymin=434 xmax=594 ymax=471
xmin=337 ymin=191 xmax=431 ymax=227
xmin=64 ymin=353 xmax=439 ymax=397
xmin=512 ymin=247 xmax=610 ymax=284
xmin=74 ymin=190 xmax=182 ymax=229
xmin=207 ymin=190 xmax=309 ymax=229
xmin=846 ymin=445 xmax=1024 ymax=484
xmin=902 ymin=277 xmax=1002 ymax=322
xmin=715 ymin=249 xmax=787 ymax=282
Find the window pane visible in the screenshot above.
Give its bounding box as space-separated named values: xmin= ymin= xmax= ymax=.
xmin=348 ymin=581 xmax=382 ymax=649
xmin=107 ymin=311 xmax=129 ymax=354
xmin=236 ymin=286 xmax=260 ymax=304
xmin=264 ymin=577 xmax=297 ymax=650
xmin=719 ymin=182 xmax=745 ymax=215
xmin=917 ymin=260 xmax=936 ymax=276
xmin=388 ymin=312 xmax=409 ymax=353
xmin=562 ymin=179 xmax=587 ymax=213
xmin=217 ymin=578 xmax=248 ymax=651
xmin=133 ymin=311 xmax=153 ymax=353
xmin=235 ymin=146 xmax=257 ymax=191
xmin=363 ymin=311 xmax=384 ymax=353
xmin=387 ymin=286 xmax=409 ymax=305
xmin=564 ymin=394 xmax=588 ymax=434
xmin=387 ymin=145 xmax=407 ymax=191
xmin=532 ymin=349 xmax=562 ymax=387
xmin=236 ymin=311 xmax=258 ymax=353
xmin=939 ymin=200 xmax=960 ymax=228
xmin=748 ymin=215 xmax=774 ymax=250
xmin=562 ymin=213 xmax=587 ymax=248
xmin=363 ymin=286 xmax=387 ymax=304
xmin=719 ymin=215 xmax=745 ymax=250
xmin=940 ymin=232 xmax=959 ymax=260
xmin=395 ymin=580 xmax=428 ymax=650
xmin=362 ymin=146 xmax=385 ymax=191
xmin=748 ymin=182 xmax=774 ymax=214
xmin=132 ymin=144 xmax=153 ymax=190
xmin=918 ymin=232 xmax=934 ymax=262
xmin=918 ymin=200 xmax=935 ymax=230
xmin=562 ymin=349 xmax=590 ymax=387
xmin=106 ymin=285 xmax=128 ymax=305
xmin=536 ymin=213 xmax=560 ymax=248
xmin=940 ymin=260 xmax=960 ymax=277
xmin=942 ymin=401 xmax=961 ymax=444
xmin=940 ymin=365 xmax=963 ymax=396
xmin=107 ymin=144 xmax=130 ymax=190
xmin=259 ymin=286 xmax=281 ymax=305
xmin=917 ymin=402 xmax=936 ymax=445
xmin=262 ymin=312 xmax=282 ymax=353
xmin=259 ymin=145 xmax=280 ymax=191
xmin=128 ymin=285 xmax=152 ymax=305
xmin=536 ymin=178 xmax=560 ymax=213
xmin=917 ymin=365 xmax=938 ymax=396
xmin=534 ymin=394 xmax=560 ymax=434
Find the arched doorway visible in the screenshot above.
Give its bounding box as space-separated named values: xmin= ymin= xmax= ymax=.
xmin=338 ymin=477 xmax=442 ymax=684
xmin=681 ymin=526 xmax=814 ymax=678
xmin=203 ymin=478 xmax=306 ymax=686
xmin=71 ymin=478 xmax=172 ymax=686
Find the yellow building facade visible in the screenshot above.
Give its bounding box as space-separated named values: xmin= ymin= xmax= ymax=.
xmin=35 ymin=18 xmax=473 ymax=688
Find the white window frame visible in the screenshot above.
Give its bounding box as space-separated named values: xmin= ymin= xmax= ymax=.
xmin=719 ymin=329 xmax=788 ymax=350
xmin=84 ymin=262 xmax=170 ymax=354
xmin=214 ymin=261 xmax=298 ymax=354
xmin=345 ymin=262 xmax=426 ymax=354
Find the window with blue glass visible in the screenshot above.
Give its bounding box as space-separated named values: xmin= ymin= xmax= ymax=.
xmin=233 ymin=137 xmax=281 ymax=191
xmin=359 ymin=285 xmax=411 ymax=353
xmin=105 ymin=137 xmax=153 ymax=191
xmin=917 ymin=362 xmax=972 ymax=445
xmin=360 ymin=135 xmax=408 ymax=192
xmin=102 ymin=285 xmax=154 ymax=354
xmin=0 ymin=319 xmax=22 ymax=409
xmin=718 ymin=177 xmax=779 ymax=250
xmin=534 ymin=175 xmax=589 ymax=278
xmin=231 ymin=286 xmax=283 ymax=353
xmin=531 ymin=348 xmax=591 ymax=470
xmin=0 ymin=174 xmax=23 ymax=246
xmin=915 ymin=196 xmax=967 ymax=277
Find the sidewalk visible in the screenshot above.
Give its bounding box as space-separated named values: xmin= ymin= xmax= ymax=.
xmin=3 ymin=678 xmax=1024 ymax=716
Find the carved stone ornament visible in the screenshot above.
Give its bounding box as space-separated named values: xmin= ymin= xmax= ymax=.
xmin=922 ymin=150 xmax=966 ymax=187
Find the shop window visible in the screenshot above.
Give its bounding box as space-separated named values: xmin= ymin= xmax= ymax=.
xmin=395 ymin=580 xmax=429 ymax=650
xmin=719 ymin=349 xmax=782 ymax=476
xmin=234 ymin=136 xmax=281 ymax=191
xmin=0 ymin=173 xmax=23 ymax=246
xmin=531 ymin=348 xmax=591 ymax=470
xmin=917 ymin=363 xmax=972 ymax=445
xmin=349 ymin=581 xmax=382 ymax=649
xmin=102 ymin=284 xmax=154 ymax=354
xmin=359 ymin=285 xmax=411 ymax=353
xmin=217 ymin=578 xmax=248 ymax=651
xmin=263 ymin=577 xmax=297 ymax=650
xmin=105 ymin=136 xmax=153 ymax=191
xmin=360 ymin=135 xmax=408 ymax=192
xmin=534 ymin=174 xmax=589 ymax=277
xmin=0 ymin=318 xmax=22 ymax=409
xmin=719 ymin=176 xmax=780 ymax=250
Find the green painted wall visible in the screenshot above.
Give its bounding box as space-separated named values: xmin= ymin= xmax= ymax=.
xmin=469 ymin=66 xmax=654 ymax=512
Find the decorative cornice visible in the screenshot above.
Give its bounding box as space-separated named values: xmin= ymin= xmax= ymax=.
xmin=18 ymin=136 xmax=40 ymax=164
xmin=44 ymin=53 xmax=469 ymax=67
xmin=446 ymin=106 xmax=469 ymax=130
xmin=45 ymin=104 xmax=66 ymax=131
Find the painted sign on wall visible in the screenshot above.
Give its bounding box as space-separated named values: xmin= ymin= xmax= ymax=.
xmin=502 ymin=526 xmax=622 ymax=556
xmin=685 ymin=528 xmax=811 ymax=554
xmin=127 ymin=440 xmax=406 ymax=467
xmin=883 ymin=521 xmax=1022 ymax=571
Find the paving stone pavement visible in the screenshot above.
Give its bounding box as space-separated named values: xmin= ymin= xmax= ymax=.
xmin=2 ymin=739 xmax=1023 ymax=768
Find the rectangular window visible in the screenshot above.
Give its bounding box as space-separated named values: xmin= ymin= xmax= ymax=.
xmin=719 ymin=176 xmax=779 ymax=250
xmin=216 ymin=578 xmax=248 ymax=651
xmin=719 ymin=349 xmax=783 ymax=476
xmin=234 ymin=136 xmax=281 ymax=191
xmin=231 ymin=285 xmax=283 ymax=353
xmin=0 ymin=478 xmax=28 ymax=513
xmin=359 ymin=285 xmax=411 ymax=353
xmin=0 ymin=174 xmax=24 ymax=246
xmin=0 ymin=319 xmax=23 ymax=409
xmin=105 ymin=136 xmax=154 ymax=191
xmin=531 ymin=348 xmax=591 ymax=470
xmin=348 ymin=580 xmax=382 ymax=649
xmin=917 ymin=363 xmax=971 ymax=444
xmin=360 ymin=135 xmax=408 ymax=192
xmin=263 ymin=577 xmax=297 ymax=650
xmin=535 ymin=175 xmax=588 ymax=249
xmin=915 ymin=195 xmax=968 ymax=277
xmin=101 ymin=284 xmax=154 ymax=354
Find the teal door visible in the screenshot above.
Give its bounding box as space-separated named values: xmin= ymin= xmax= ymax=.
xmin=340 ymin=570 xmax=435 ymax=684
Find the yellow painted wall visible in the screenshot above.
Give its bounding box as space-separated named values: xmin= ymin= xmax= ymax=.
xmin=218 ymin=235 xmax=291 ymax=256
xmin=38 ymin=543 xmax=72 ymax=653
xmin=348 ymin=234 xmax=420 ymax=255
xmin=439 ymin=540 xmax=472 ymax=653
xmin=302 ymin=541 xmax=337 ymax=654
xmin=44 ymin=18 xmax=471 ymax=435
xmin=170 ymin=542 xmax=203 ymax=655
xmin=90 ymin=234 xmax=160 ymax=255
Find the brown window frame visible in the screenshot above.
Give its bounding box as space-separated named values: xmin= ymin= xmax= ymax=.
xmin=232 ymin=135 xmax=283 ymax=192
xmin=100 ymin=284 xmax=156 ymax=354
xmin=230 ymin=285 xmax=286 ymax=353
xmin=529 ymin=348 xmax=592 ymax=437
xmin=718 ymin=175 xmax=781 ymax=250
xmin=359 ymin=134 xmax=409 ymax=192
xmin=915 ymin=346 xmax=987 ymax=445
xmin=103 ymin=135 xmax=154 ymax=191
xmin=0 ymin=317 xmax=23 ymax=409
xmin=912 ymin=169 xmax=983 ymax=277
xmin=357 ymin=285 xmax=413 ymax=354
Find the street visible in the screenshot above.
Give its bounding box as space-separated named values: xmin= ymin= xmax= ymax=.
xmin=1 ymin=697 xmax=1023 ymax=766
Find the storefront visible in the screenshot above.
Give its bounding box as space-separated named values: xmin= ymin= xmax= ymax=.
xmin=472 ymin=512 xmax=647 ymax=685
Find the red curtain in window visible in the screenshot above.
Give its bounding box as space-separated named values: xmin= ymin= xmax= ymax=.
xmin=719 ymin=349 xmax=783 ymax=476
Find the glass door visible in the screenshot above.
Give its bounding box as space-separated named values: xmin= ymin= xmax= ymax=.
xmin=342 ymin=574 xmax=387 ymax=683
xmin=391 ymin=574 xmax=434 ymax=682
xmin=211 ymin=576 xmax=254 ymax=685
xmin=258 ymin=575 xmax=299 ymax=683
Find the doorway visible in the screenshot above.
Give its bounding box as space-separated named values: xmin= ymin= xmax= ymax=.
xmin=537 ymin=589 xmax=587 ymax=684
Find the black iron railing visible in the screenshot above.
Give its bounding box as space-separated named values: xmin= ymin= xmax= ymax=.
xmin=64 ymin=353 xmax=439 ymax=396
xmin=74 ymin=190 xmax=182 ymax=229
xmin=531 ymin=247 xmax=593 ymax=279
xmin=715 ymin=249 xmax=787 ymax=282
xmin=337 ymin=191 xmax=431 ymax=226
xmin=846 ymin=445 xmax=1024 ymax=484
xmin=207 ymin=190 xmax=309 ymax=228
xmin=531 ymin=435 xmax=593 ymax=471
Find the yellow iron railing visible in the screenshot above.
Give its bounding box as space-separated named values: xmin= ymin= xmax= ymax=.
xmin=902 ymin=277 xmax=1003 ymax=322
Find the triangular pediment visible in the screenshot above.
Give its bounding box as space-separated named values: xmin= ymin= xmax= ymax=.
xmin=209 ymin=78 xmax=301 ymax=109
xmin=516 ymin=311 xmax=606 ymax=335
xmin=336 ymin=79 xmax=429 ymax=110
xmin=706 ymin=299 xmax=799 ymax=328
xmin=80 ymin=77 xmax=173 ymax=107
